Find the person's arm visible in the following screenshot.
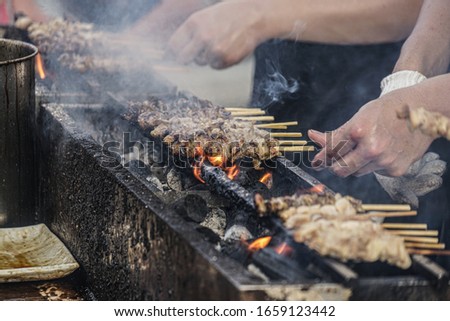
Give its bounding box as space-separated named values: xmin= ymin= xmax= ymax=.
xmin=168 ymin=0 xmax=422 ymax=68
xmin=309 ymin=0 xmax=450 ymax=178
xmin=12 ymin=0 xmax=48 ymax=22
xmin=394 ymin=0 xmax=450 ymax=77
xmin=128 ymin=0 xmax=216 ymax=42
xmin=308 ymin=74 xmax=450 ymax=177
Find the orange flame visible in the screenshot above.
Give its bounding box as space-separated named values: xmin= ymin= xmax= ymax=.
xmin=274 ymin=242 xmax=293 ymax=256
xmin=248 ymin=236 xmax=272 ymax=252
xmin=193 ymin=145 xmax=205 ymax=183
xmin=36 ymin=53 xmax=46 ymax=80
xmin=259 ymin=172 xmax=273 ymax=189
xmin=192 ymin=146 xmax=240 ymax=183
xmin=308 ymin=184 xmax=325 ymax=194
xmin=208 ymin=155 xmax=225 ymax=167
xmin=226 ymin=164 xmax=240 ymax=180
xmin=193 ymin=158 xmax=205 ymax=184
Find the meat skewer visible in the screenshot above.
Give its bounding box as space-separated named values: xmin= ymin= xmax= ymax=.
xmin=293 ymin=219 xmax=412 ymax=269
xmin=397 ymin=105 xmax=450 ymax=141
xmin=124 ymin=94 xmax=309 ymax=169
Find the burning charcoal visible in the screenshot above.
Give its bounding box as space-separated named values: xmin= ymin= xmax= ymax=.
xmin=146 ymin=176 xmax=164 ymax=192
xmin=166 ymin=168 xmax=183 ymax=192
xmin=173 ymin=194 xmax=208 ymax=223
xmin=150 ymin=165 xmax=167 ymax=182
xmin=200 ymin=208 xmax=227 ymax=237
xmin=224 ymin=225 xmax=253 ymax=242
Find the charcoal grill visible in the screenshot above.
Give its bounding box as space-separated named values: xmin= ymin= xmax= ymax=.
xmin=32 ymin=74 xmax=450 ymax=300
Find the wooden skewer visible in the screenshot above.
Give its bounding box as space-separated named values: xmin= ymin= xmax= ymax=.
xmin=361 ymin=204 xmax=411 ymax=212
xmin=225 ymin=107 xmax=263 ymax=112
xmin=362 ymin=211 xmax=417 ymax=218
xmin=408 ymin=249 xmax=450 ymax=256
xmin=401 ymin=237 xmax=438 ymax=244
xmin=381 ymin=223 xmax=427 ymax=230
xmin=263 ymin=126 xmax=289 ymax=130
xmin=405 ymin=242 xmax=445 ymax=249
xmin=279 ymin=146 xmax=315 ymax=152
xmin=235 ymin=116 xmax=275 ymax=122
xmin=278 ymin=140 xmax=308 ymax=146
xmin=270 ymin=132 xmax=303 ymax=138
xmin=256 ymin=121 xmax=298 ymax=129
xmin=230 ymin=110 xmax=266 ymax=116
xmin=388 ymin=230 xmax=439 ymax=237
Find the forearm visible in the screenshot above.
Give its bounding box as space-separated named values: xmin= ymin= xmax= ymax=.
xmin=390 ymin=73 xmax=450 ymax=120
xmin=260 ymin=0 xmax=422 ymax=44
xmin=12 ymin=0 xmax=47 ymax=22
xmin=394 ymin=0 xmax=450 ymax=77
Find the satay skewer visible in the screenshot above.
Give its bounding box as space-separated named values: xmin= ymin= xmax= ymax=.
xmin=234 ymin=116 xmax=275 ymax=122
xmin=278 ymin=140 xmax=308 ymax=146
xmin=361 ymin=204 xmax=411 ymax=212
xmin=256 ymin=121 xmax=298 ymax=129
xmin=388 ymin=230 xmax=439 ymax=237
xmin=381 ymin=223 xmax=427 ymax=230
xmin=278 ymin=146 xmax=315 ymax=152
xmin=225 ymin=107 xmax=263 ymax=112
xmin=270 ymin=132 xmax=303 ymax=138
xmin=401 ymin=237 xmax=439 ymax=244
xmin=265 ymin=126 xmax=288 ymax=130
xmin=360 ymin=211 xmax=417 ymax=219
xmin=230 ymin=110 xmax=266 ymax=116
xmin=405 ymin=243 xmax=445 ymax=249
xmin=407 ymin=249 xmax=450 ymax=255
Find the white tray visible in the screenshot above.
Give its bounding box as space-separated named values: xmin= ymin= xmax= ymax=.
xmin=0 ymin=224 xmax=79 ymax=283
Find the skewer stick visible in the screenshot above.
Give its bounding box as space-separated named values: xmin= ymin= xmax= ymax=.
xmin=278 ymin=140 xmax=308 ymax=146
xmin=381 ymin=223 xmax=427 ymax=230
xmin=401 ymin=237 xmax=438 ymax=244
xmin=235 ymin=116 xmax=275 ymax=122
xmin=270 ymin=132 xmax=303 ymax=138
xmin=256 ymin=121 xmax=298 ymax=129
xmin=230 ymin=110 xmax=266 ymax=116
xmin=361 ymin=211 xmax=417 ymax=218
xmin=263 ymin=126 xmax=288 ymax=130
xmin=405 ymin=243 xmax=445 ymax=249
xmin=361 ymin=204 xmax=411 ymax=212
xmin=388 ymin=230 xmax=439 ymax=237
xmin=225 ymin=107 xmax=263 ymax=112
xmin=408 ymin=249 xmax=450 ymax=256
xmin=279 ymin=146 xmax=315 ymax=152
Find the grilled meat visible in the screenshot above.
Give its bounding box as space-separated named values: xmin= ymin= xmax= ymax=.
xmin=124 ymin=94 xmax=280 ymax=168
xmin=293 ymin=219 xmax=411 ymax=269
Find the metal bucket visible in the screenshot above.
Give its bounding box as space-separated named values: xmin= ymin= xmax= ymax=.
xmin=0 ymin=39 xmax=38 ymax=227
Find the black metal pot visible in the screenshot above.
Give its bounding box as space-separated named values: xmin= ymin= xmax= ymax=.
xmin=0 ymin=39 xmax=38 ymax=226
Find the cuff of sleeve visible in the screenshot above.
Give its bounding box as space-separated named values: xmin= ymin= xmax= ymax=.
xmin=380 ymin=70 xmax=427 ymax=97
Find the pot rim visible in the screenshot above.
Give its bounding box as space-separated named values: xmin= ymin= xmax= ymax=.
xmin=0 ymin=39 xmax=38 ymax=66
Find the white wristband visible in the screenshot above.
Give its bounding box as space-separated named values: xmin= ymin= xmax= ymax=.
xmin=380 ymin=70 xmax=427 ymax=97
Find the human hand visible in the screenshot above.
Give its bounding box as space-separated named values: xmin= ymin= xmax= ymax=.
xmin=167 ymin=0 xmax=272 ymax=69
xmin=127 ymin=0 xmax=209 ymax=43
xmin=308 ymin=92 xmax=434 ymax=177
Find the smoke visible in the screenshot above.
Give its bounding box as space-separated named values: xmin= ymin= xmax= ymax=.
xmin=262 ymin=60 xmax=300 ymax=105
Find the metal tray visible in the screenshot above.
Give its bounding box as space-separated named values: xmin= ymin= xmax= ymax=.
xmin=0 ymin=224 xmax=79 ymax=283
